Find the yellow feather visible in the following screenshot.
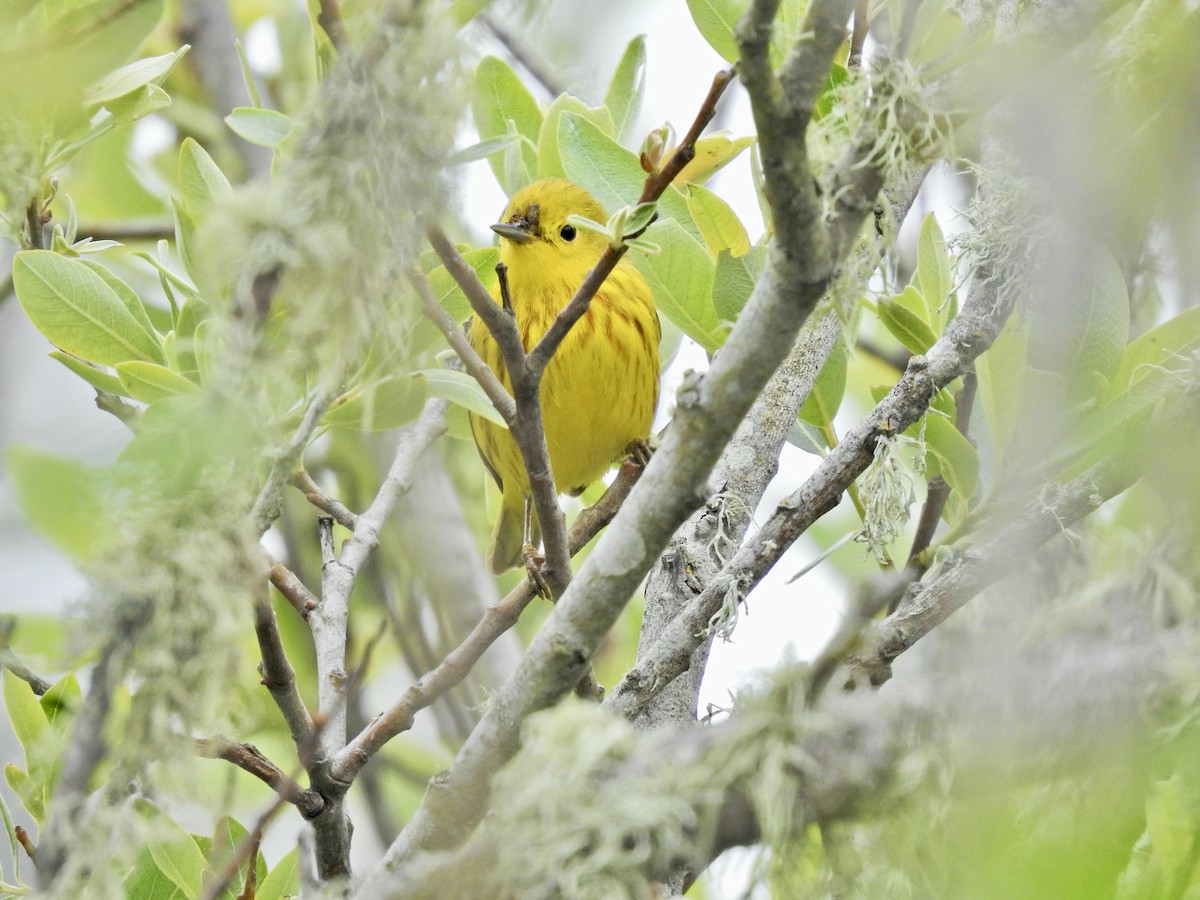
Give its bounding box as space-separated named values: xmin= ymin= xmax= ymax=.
xmin=467 ymin=179 xmax=661 ymax=573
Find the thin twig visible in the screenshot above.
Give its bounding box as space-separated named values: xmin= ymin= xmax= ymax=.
xmin=268 ymin=562 xmax=319 ymax=619
xmin=253 ymin=590 xmax=315 ymax=749
xmin=479 ymin=12 xmax=567 ymax=98
xmin=250 ymin=384 xmax=341 ymax=535
xmin=317 ymin=0 xmax=349 ymax=51
xmin=291 ymin=469 xmax=359 ymax=530
xmin=849 ymin=0 xmax=869 ymax=67
xmin=15 ymin=826 xmax=36 ymax=864
xmin=195 ymin=736 xmax=325 ymax=818
xmin=0 ymin=620 xmax=52 ymax=695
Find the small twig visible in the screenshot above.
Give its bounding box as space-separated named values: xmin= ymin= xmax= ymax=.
xmin=195 ymin=736 xmax=325 ymax=818
xmin=94 ymin=389 xmax=142 ymax=429
xmin=905 ymin=370 xmax=977 ymax=574
xmin=78 ymin=220 xmax=174 ymax=243
xmin=268 ymin=562 xmax=319 ymax=619
xmin=316 ymin=0 xmax=348 ymax=50
xmin=15 ymin=826 xmax=36 ymax=863
xmin=253 ymin=590 xmax=315 ymax=749
xmin=479 ymin=11 xmax=567 ymax=98
xmin=251 ymin=384 xmax=341 ymax=535
xmin=405 ymin=264 xmax=515 ymax=421
xmin=0 ymin=620 xmax=52 ymax=695
xmin=235 ymin=830 xmax=262 ymax=900
xmin=291 ymin=469 xmax=358 ymax=530
xmin=849 ymin=0 xmax=869 ymax=68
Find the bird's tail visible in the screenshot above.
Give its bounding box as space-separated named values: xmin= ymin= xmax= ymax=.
xmin=486 ymin=494 xmax=540 ymax=574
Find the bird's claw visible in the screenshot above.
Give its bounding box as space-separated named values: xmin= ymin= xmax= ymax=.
xmin=522 ymin=545 xmax=552 ymax=600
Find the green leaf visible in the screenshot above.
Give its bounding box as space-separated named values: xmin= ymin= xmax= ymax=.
xmin=604 ymin=35 xmax=647 ymax=144
xmin=1026 ymin=241 xmax=1129 ymax=396
xmin=412 ymin=248 xmax=499 ymax=350
xmin=976 ymin=315 xmax=1028 ymax=456
xmin=124 ymin=849 xmax=191 ymax=900
xmin=634 ymin=219 xmax=721 ymax=352
xmin=49 ymin=350 xmax=129 ymax=396
xmin=815 ymin=63 xmax=850 ymax=120
xmin=178 ymin=138 xmax=232 ymax=213
xmin=87 ymin=47 xmax=188 ymax=106
xmin=4 ymin=765 xmax=43 ymax=826
xmin=473 ymin=56 xmax=543 ymax=194
xmin=915 ymin=214 xmax=952 ymax=322
xmin=7 ymin=446 xmax=111 ymax=563
xmin=40 ymin=673 xmax=81 ymax=735
xmin=225 ymin=107 xmax=295 ymax=150
xmin=878 ymin=286 xmax=937 ymax=354
xmin=102 ymin=83 xmax=173 ymax=124
xmin=257 ymin=847 xmax=299 ymax=900
xmin=116 ymin=361 xmax=201 ymax=403
xmin=923 ymin=413 xmax=980 ymax=505
xmin=686 ymin=0 xmax=745 ymax=63
xmin=1146 ymin=776 xmax=1193 ymax=881
xmin=324 ymin=374 xmax=428 ymax=431
xmin=137 ymin=799 xmax=208 ymax=900
xmin=172 ymin=197 xmax=200 ymax=284
xmin=712 ymin=242 xmax=767 ymax=323
xmin=555 ymin=112 xmax=698 ymax=241
xmin=77 ymin=258 xmax=161 ymax=346
xmin=672 ymin=134 xmax=754 ymax=186
xmin=799 ymin=334 xmax=849 ymax=446
xmin=539 ymin=95 xmax=614 ymax=181
xmin=412 ymin=368 xmax=506 ymax=426
xmin=1103 ymin=304 xmax=1200 ymax=403
xmin=446 ymin=133 xmax=522 ymax=166
xmin=13 ymin=251 xmax=166 ymax=366
xmin=207 ymin=816 xmax=265 ymax=900
xmin=687 ymin=183 xmax=750 ymax=257
xmin=2 ymin=671 xmax=48 ymax=770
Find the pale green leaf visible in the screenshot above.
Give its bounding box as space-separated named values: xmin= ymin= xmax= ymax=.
xmin=225 ymin=107 xmax=295 ymax=150
xmin=77 ymin=258 xmax=160 ymax=346
xmin=799 ymin=334 xmax=849 ymax=445
xmin=473 ymin=56 xmax=543 ymax=194
xmin=673 ymin=134 xmax=754 ymax=186
xmin=634 ymin=219 xmax=721 ymax=352
xmin=7 ymin=446 xmax=111 ymax=563
xmin=712 ymin=242 xmax=767 ymax=323
xmin=685 ymin=0 xmax=746 ymax=63
xmin=2 ymin=671 xmax=48 ymax=771
xmin=178 ymin=138 xmax=232 ymax=212
xmin=324 ymin=374 xmax=428 ymax=431
xmin=116 ymin=361 xmax=200 ymax=403
xmin=49 ymin=351 xmax=129 ymax=396
xmin=923 ymin=412 xmax=980 ymax=505
xmin=539 ymin=95 xmax=614 ymax=180
xmin=915 ymin=214 xmax=952 ymax=320
xmin=1104 ymin=304 xmax=1200 ymax=403
xmin=137 ymin=800 xmax=208 ymax=900
xmin=86 ymin=46 xmax=189 ymax=105
xmin=413 ymin=368 xmax=506 ymax=426
xmin=257 ymin=847 xmax=299 ymax=900
xmin=4 ymin=765 xmax=43 ymax=826
xmin=976 ymin=315 xmax=1028 ymax=456
xmin=878 ymin=286 xmax=937 ymax=354
xmin=13 ymin=251 xmax=165 ymax=366
xmin=40 ymin=673 xmax=81 ymax=734
xmin=687 ymin=182 xmax=750 ymax=257
xmin=605 ymin=35 xmax=647 ymax=144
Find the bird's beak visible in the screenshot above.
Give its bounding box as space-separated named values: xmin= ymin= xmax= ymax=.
xmin=491 ymin=222 xmax=534 ymax=244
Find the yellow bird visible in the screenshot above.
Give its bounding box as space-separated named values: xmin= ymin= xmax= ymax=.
xmin=468 ymin=179 xmax=661 ymax=573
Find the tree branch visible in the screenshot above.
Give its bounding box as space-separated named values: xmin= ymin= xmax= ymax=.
xmin=606 ymin=275 xmax=1012 ymax=722
xmin=195 ymin=736 xmax=325 ymax=818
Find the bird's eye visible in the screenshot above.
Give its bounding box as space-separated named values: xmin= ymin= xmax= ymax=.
xmin=560 ymin=224 xmax=577 ymax=242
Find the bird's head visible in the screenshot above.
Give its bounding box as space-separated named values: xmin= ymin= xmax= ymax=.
xmin=491 ymin=178 xmax=609 ymax=266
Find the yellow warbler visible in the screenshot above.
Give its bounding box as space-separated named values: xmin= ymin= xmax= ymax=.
xmin=468 ymin=179 xmax=661 ymax=573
